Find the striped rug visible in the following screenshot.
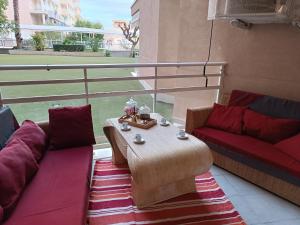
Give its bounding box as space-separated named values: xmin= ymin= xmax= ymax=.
xmin=88 ymin=160 xmax=246 ymax=225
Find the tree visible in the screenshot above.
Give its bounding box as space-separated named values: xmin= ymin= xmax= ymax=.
xmin=90 ymin=37 xmax=100 ymax=52
xmin=0 ymin=0 xmax=13 ymax=34
xmin=75 ymin=19 xmax=102 ymax=29
xmin=13 ymin=0 xmax=22 ymax=48
xmin=32 ymin=32 xmax=45 ymax=51
xmin=119 ymin=23 xmax=139 ymax=57
xmin=0 ymin=0 xmax=8 ymax=29
xmin=66 ymin=19 xmax=104 ymax=42
xmin=119 ymin=39 xmax=131 ymax=50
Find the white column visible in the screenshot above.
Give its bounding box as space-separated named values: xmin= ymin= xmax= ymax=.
xmin=42 ymin=14 xmax=46 ymax=24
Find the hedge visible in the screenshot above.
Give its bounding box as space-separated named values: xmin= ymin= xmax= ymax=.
xmin=53 ymin=44 xmax=85 ymax=52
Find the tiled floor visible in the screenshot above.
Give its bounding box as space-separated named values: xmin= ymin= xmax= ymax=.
xmin=210 ymin=166 xmax=300 ymax=225
xmin=93 ymin=148 xmax=300 ymax=225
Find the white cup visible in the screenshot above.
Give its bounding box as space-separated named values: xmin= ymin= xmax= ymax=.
xmin=135 ymin=134 xmax=142 ymax=142
xmin=122 ymin=122 xmax=128 ymax=129
xmin=161 ymin=117 xmax=167 ymax=124
xmin=179 ymin=129 xmax=186 ymax=137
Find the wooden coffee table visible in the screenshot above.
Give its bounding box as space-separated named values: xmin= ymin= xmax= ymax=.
xmin=104 ymin=113 xmax=213 ymax=208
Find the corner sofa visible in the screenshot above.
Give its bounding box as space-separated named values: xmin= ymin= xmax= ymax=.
xmin=186 ymin=90 xmax=300 ymax=205
xmin=0 ymin=105 xmax=95 ymax=225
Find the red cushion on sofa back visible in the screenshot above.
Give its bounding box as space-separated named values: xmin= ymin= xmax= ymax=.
xmin=7 ymin=120 xmax=47 ymax=162
xmin=275 ymin=133 xmax=300 ymax=162
xmin=48 ymin=105 xmax=96 ymax=150
xmin=228 ymin=90 xmax=264 ymax=106
xmin=243 ymin=109 xmax=300 ymax=144
xmin=205 ymin=103 xmax=245 ymax=134
xmin=0 ymin=138 xmax=39 ymax=218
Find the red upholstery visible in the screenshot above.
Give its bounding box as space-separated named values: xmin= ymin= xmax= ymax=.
xmin=228 ymin=90 xmax=263 ymax=106
xmin=193 ymin=127 xmax=300 ymax=178
xmin=275 ymin=134 xmax=300 ymax=162
xmin=0 ymin=206 xmax=3 ymax=224
xmin=206 ymin=103 xmax=245 ymax=134
xmin=3 ymin=146 xmax=93 ymax=225
xmin=7 ymin=120 xmax=47 ymax=162
xmin=48 ymin=105 xmax=96 ymax=150
xmin=0 ymin=139 xmax=39 ymax=218
xmin=243 ymin=109 xmax=300 ymax=144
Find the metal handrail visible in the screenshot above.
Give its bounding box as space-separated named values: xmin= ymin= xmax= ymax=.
xmin=0 ymin=74 xmax=222 ymax=87
xmin=0 ymin=62 xmax=226 ymax=70
xmin=0 ymin=62 xmax=226 ymax=112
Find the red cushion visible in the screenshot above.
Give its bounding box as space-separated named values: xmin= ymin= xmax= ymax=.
xmin=3 ymin=146 xmax=93 ymax=225
xmin=0 ymin=206 xmax=3 ymax=224
xmin=205 ymin=103 xmax=245 ymax=134
xmin=243 ymin=109 xmax=300 ymax=144
xmin=48 ymin=105 xmax=95 ymax=150
xmin=193 ymin=127 xmax=300 ymax=178
xmin=275 ymin=133 xmax=300 ymax=162
xmin=0 ymin=138 xmax=39 ymax=218
xmin=7 ymin=120 xmax=47 ymax=162
xmin=228 ymin=90 xmax=264 ymax=106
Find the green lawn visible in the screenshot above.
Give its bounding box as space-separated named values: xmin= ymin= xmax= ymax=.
xmin=0 ymin=55 xmax=173 ymax=138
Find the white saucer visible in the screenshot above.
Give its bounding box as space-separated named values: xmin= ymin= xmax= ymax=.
xmin=121 ymin=125 xmax=131 ymax=131
xmin=134 ymin=138 xmax=145 ymax=144
xmin=177 ymin=134 xmax=189 ymax=140
xmin=160 ymin=121 xmax=170 ymax=126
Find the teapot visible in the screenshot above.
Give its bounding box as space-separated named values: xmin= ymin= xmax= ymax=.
xmin=124 ymin=97 xmax=138 ymax=116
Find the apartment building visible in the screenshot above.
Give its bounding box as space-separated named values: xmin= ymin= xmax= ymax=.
xmin=58 ymin=0 xmax=81 ymax=26
xmin=5 ymin=0 xmax=80 ymax=38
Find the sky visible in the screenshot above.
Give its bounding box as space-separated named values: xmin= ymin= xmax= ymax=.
xmin=80 ymin=0 xmax=135 ymax=30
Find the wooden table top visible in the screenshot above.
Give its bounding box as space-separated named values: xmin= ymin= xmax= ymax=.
xmin=108 ymin=113 xmax=209 ymax=161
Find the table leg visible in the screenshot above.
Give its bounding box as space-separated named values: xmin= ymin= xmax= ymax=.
xmin=103 ymin=124 xmax=127 ymax=165
xmin=112 ymin=146 xmax=127 ymax=164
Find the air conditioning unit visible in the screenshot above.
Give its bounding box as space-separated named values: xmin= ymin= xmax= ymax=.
xmin=208 ymin=0 xmax=300 ymax=24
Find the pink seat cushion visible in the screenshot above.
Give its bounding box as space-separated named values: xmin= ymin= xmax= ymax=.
xmin=243 ymin=109 xmax=300 ymax=144
xmin=7 ymin=120 xmax=47 ymax=162
xmin=3 ymin=146 xmax=93 ymax=225
xmin=275 ymin=133 xmax=300 ymax=162
xmin=48 ymin=105 xmax=96 ymax=150
xmin=0 ymin=139 xmax=38 ymax=219
xmin=193 ymin=127 xmax=300 ymax=178
xmin=205 ymin=103 xmax=245 ymax=134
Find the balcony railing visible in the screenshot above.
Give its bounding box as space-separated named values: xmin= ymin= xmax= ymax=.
xmin=0 ymin=39 xmax=16 ymax=48
xmin=0 ymin=62 xmax=226 ymax=144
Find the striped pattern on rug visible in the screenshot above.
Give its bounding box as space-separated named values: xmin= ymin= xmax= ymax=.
xmin=88 ymin=160 xmax=246 ymax=225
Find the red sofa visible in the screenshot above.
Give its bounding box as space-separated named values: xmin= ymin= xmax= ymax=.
xmin=3 ymin=145 xmax=93 ymax=225
xmin=0 ymin=106 xmax=94 ymax=225
xmin=186 ymin=90 xmax=300 ymax=205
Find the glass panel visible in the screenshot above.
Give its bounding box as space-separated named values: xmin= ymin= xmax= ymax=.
xmin=0 ymin=83 xmax=84 ymax=98
xmin=91 ymin=95 xmax=153 ymax=137
xmin=88 ymin=68 xmax=134 ymax=78
xmin=90 ymin=94 xmax=173 ymax=139
xmin=169 ymin=90 xmax=218 ymax=125
xmin=0 ymin=69 xmax=83 ymax=80
xmin=8 ymin=99 xmax=86 ymax=125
